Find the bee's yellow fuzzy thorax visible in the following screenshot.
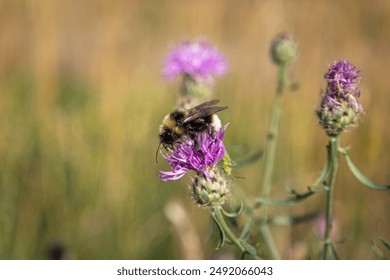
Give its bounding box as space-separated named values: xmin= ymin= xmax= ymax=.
xmin=162 ymin=114 xmax=184 ymax=135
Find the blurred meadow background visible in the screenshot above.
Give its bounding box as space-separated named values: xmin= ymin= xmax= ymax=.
xmin=0 ymin=0 xmax=389 ymax=259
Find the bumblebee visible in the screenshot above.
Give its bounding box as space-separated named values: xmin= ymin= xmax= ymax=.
xmin=157 ymin=100 xmax=227 ymax=158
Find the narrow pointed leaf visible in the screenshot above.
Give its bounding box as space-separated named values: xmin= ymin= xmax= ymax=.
xmin=333 ymin=236 xmax=353 ymax=244
xmin=329 ymin=244 xmax=340 ymax=260
xmin=255 ymin=186 xmax=323 ymax=207
xmin=211 ymin=212 xmax=226 ymax=250
xmin=239 ymin=217 xmax=253 ymax=240
xmin=380 ymin=237 xmax=390 ymax=251
xmin=221 ymin=203 xmax=243 ymax=218
xmin=344 ymin=153 xmax=390 ymax=190
xmin=319 ymin=247 xmax=326 ymax=260
xmin=370 ymin=241 xmax=387 ymax=260
xmin=239 ymin=239 xmax=257 ymax=256
xmin=264 ymin=211 xmax=319 ymax=226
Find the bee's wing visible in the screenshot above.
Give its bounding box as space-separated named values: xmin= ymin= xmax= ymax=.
xmin=183 ymin=100 xmax=228 ymax=123
xmin=195 ymin=99 xmax=221 ymax=107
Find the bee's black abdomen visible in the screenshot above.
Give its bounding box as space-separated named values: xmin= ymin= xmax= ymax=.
xmin=186 ymin=115 xmax=212 ymax=132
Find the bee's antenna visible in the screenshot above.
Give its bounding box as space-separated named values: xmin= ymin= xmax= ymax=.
xmin=155 ymin=141 xmax=162 ymax=163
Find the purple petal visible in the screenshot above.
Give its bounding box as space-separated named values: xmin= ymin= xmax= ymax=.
xmin=163 ymin=39 xmax=228 ymax=80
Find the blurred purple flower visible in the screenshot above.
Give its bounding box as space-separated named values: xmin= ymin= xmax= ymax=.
xmin=324 ymin=59 xmax=362 ymax=111
xmin=159 ymin=127 xmax=227 ymax=182
xmin=163 ymin=39 xmax=228 ymax=81
xmin=314 ymin=214 xmax=339 ymax=239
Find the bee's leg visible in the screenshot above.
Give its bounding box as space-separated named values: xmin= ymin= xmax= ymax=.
xmin=193 ymin=138 xmax=206 ymax=157
xmin=155 ymin=142 xmax=163 ymax=163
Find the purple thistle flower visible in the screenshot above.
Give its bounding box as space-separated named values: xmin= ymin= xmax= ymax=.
xmin=323 ymin=59 xmax=363 ymax=112
xmin=317 ymin=59 xmax=363 ymax=136
xmin=324 ymin=59 xmax=361 ymax=97
xmin=162 ymin=38 xmax=228 ymax=82
xmin=159 ymin=127 xmax=227 ymax=182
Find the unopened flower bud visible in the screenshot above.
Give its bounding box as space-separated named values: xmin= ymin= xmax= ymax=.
xmin=191 ymin=168 xmax=230 ymax=208
xmin=316 ymin=99 xmax=359 ymax=137
xmin=270 ymin=33 xmax=297 ymax=66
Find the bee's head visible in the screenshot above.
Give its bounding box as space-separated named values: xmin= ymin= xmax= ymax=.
xmin=156 ymin=126 xmax=180 ymax=163
xmin=159 ymin=127 xmax=178 ymax=145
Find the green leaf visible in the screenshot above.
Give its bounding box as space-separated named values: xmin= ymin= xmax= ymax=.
xmin=259 ymin=211 xmax=319 ymax=226
xmin=380 ymin=237 xmax=390 ymax=251
xmin=329 ymin=244 xmax=340 ymax=260
xmin=211 ymin=212 xmax=226 ymax=250
xmin=221 ymin=203 xmax=243 ymax=218
xmin=343 ymin=153 xmax=390 ymax=190
xmin=333 ymin=236 xmax=353 ymax=244
xmin=239 ymin=239 xmax=257 ymax=256
xmin=255 ymin=186 xmax=323 ymax=207
xmin=370 ymin=241 xmax=387 ymax=260
xmin=239 ymin=217 xmax=253 ymax=240
xmin=319 ymin=248 xmax=326 ymax=260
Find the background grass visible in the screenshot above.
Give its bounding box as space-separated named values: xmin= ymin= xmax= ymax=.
xmin=0 ymin=0 xmax=389 ymax=259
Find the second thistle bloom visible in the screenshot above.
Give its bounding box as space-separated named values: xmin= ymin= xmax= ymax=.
xmin=317 ymin=59 xmax=363 ymax=136
xmin=159 ymin=127 xmax=227 ymax=182
xmin=163 ymin=38 xmax=228 ymax=83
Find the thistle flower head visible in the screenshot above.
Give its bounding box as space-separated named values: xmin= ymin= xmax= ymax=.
xmin=159 ymin=127 xmax=227 ymax=182
xmin=317 ymin=59 xmax=363 ymax=136
xmin=163 ymin=38 xmax=228 ymax=82
xmin=191 ymin=168 xmax=230 ymax=208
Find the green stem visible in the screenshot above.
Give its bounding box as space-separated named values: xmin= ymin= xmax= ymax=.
xmin=258 ymin=65 xmax=286 ymax=260
xmin=322 ymin=136 xmax=340 ymax=259
xmin=212 ymin=206 xmax=246 ymax=252
xmin=261 ymin=65 xmax=286 ymax=198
